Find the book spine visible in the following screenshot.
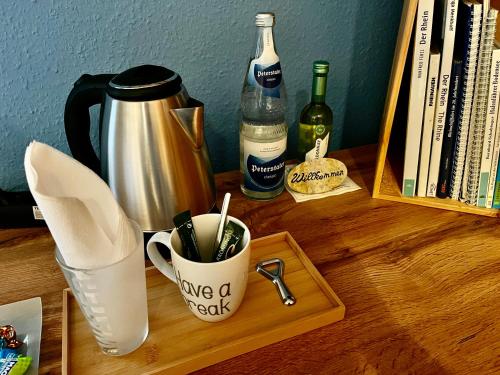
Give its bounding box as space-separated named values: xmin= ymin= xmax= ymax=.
xmin=437 ymin=58 xmax=463 ymax=198
xmin=449 ymin=3 xmax=482 ymax=200
xmin=478 ymin=48 xmax=500 ymax=206
xmin=463 ymin=8 xmax=498 ymax=204
xmin=493 ymin=161 xmax=500 ymax=208
xmin=417 ymin=50 xmax=441 ymax=197
xmin=427 ymin=0 xmax=458 ymax=197
xmin=487 ymin=48 xmax=500 ymax=208
xmin=402 ymin=0 xmax=435 ymax=197
xmin=487 ymin=117 xmax=500 ymax=207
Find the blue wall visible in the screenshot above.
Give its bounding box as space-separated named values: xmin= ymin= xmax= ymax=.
xmin=0 ymin=0 xmax=402 ymax=191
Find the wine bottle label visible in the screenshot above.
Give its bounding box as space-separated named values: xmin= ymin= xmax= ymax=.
xmin=305 ymin=131 xmax=330 ymax=161
xmin=243 ymin=137 xmax=286 ymax=191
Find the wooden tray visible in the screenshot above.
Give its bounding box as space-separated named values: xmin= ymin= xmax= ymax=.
xmin=62 ymin=232 xmax=345 ymax=374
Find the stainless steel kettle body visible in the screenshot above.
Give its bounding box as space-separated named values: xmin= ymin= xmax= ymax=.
xmin=64 ymin=65 xmax=216 ymax=231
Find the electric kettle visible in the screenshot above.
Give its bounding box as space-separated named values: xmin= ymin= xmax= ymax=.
xmin=64 ymin=64 xmax=216 ymax=232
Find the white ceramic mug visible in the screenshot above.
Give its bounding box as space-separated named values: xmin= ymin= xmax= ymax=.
xmin=146 ymin=214 xmax=251 ymax=322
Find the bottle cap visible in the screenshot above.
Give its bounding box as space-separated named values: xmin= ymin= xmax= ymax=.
xmin=256 ymin=12 xmax=275 ymax=27
xmin=313 ymin=61 xmax=329 ymax=74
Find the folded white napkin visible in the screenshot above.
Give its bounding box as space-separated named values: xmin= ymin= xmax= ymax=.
xmin=24 ymin=141 xmax=135 ymax=269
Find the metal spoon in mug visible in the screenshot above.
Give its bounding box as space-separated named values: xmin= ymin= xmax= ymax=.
xmin=213 ymin=193 xmax=231 ymax=251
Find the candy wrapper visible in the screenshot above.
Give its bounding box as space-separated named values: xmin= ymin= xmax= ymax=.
xmin=0 ymin=325 xmax=32 ymax=375
xmin=0 ymin=354 xmax=32 ymax=375
xmin=0 ymin=298 xmax=41 ymax=374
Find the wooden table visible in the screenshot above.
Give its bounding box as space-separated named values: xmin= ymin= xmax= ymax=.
xmin=2 ymin=145 xmax=500 ymax=374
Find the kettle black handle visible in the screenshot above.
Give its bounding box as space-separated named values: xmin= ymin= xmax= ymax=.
xmin=64 ymin=74 xmax=115 ymax=174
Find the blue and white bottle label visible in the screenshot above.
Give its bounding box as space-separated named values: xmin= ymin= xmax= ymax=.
xmin=247 ymin=60 xmax=282 ymax=98
xmin=243 ymin=137 xmax=286 ymax=191
xmin=254 ymin=61 xmax=282 ymax=89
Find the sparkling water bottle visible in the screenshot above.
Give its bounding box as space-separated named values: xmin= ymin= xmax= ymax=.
xmin=240 ymin=12 xmax=288 ymax=200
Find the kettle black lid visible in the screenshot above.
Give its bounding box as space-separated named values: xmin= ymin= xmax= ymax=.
xmin=107 ymin=65 xmax=182 ymax=101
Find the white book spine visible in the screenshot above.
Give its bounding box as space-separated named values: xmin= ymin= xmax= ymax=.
xmin=477 ymin=48 xmax=500 ymax=206
xmin=450 ymin=3 xmax=482 ymax=200
xmin=487 ymin=47 xmax=500 ymax=208
xmin=462 ymin=8 xmax=498 ymax=204
xmin=402 ymin=0 xmax=435 ymax=197
xmin=487 ymin=120 xmax=500 ymax=207
xmin=483 ymin=0 xmax=491 ymax=14
xmin=427 ymin=0 xmax=458 ymax=197
xmin=417 ymin=51 xmax=441 ymax=197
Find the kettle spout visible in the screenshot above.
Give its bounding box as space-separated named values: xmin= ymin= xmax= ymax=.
xmin=169 ymin=98 xmax=205 ymax=149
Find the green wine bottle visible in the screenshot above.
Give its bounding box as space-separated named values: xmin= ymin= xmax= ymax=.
xmin=297 ymin=61 xmax=333 ymax=162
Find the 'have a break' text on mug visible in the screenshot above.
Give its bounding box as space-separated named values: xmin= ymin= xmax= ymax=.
xmin=146 ymin=214 xmax=251 ymax=322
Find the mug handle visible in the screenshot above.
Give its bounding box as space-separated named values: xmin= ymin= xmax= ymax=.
xmin=146 ymin=232 xmax=177 ymax=283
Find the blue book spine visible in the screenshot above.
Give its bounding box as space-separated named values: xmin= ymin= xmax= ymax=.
xmin=438 ymin=58 xmax=463 ymax=198
xmin=493 ymin=160 xmax=500 ymax=208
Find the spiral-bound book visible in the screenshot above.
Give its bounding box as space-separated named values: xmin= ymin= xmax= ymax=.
xmin=437 ymin=58 xmax=463 ymax=198
xmin=449 ymin=0 xmax=482 ymax=200
xmin=462 ymin=6 xmax=498 ymax=205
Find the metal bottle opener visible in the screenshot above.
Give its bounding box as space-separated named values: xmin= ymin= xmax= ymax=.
xmin=256 ymin=258 xmax=296 ymax=306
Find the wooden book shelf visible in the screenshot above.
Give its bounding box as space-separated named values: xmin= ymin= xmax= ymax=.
xmin=372 ymin=0 xmax=500 ymax=218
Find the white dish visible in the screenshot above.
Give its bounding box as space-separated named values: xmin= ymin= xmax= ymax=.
xmin=0 ymin=297 xmax=42 ymax=375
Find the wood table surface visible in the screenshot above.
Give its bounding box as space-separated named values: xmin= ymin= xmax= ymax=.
xmin=1 ymin=144 xmax=499 ymax=374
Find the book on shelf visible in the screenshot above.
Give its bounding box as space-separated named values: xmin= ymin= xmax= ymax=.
xmin=437 ymin=58 xmax=463 ymax=198
xmin=449 ymin=0 xmax=483 ymax=200
xmin=462 ymin=5 xmax=498 ymax=205
xmin=487 ymin=43 xmax=500 ymax=207
xmin=478 ymin=45 xmax=500 ymax=206
xmin=493 ymin=159 xmax=500 ymax=207
xmin=402 ymin=0 xmax=435 ymax=197
xmin=427 ymin=0 xmax=459 ymax=197
xmin=374 ymin=0 xmax=499 ymax=217
xmin=487 ymin=107 xmax=500 ymax=207
xmin=417 ymin=47 xmax=441 ymax=197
